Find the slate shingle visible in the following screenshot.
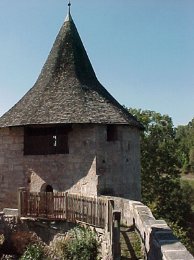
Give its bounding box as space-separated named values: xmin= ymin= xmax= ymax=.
xmin=0 ymin=13 xmax=143 ymax=129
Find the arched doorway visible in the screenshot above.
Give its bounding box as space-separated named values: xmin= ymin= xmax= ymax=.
xmin=45 ymin=185 xmax=53 ymax=193
xmin=40 ymin=184 xmax=54 ymax=217
xmin=41 ymin=183 xmax=53 ymax=193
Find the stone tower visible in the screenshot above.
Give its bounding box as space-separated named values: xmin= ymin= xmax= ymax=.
xmin=0 ymin=7 xmax=143 ymax=209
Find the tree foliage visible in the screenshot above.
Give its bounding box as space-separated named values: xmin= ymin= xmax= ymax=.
xmin=176 ymin=118 xmax=194 ymax=174
xmin=128 ymin=108 xmax=192 ymax=226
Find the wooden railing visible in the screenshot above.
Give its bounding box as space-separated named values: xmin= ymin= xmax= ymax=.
xmin=18 ymin=189 xmax=121 ymax=258
xmin=18 ymin=189 xmax=111 ymax=229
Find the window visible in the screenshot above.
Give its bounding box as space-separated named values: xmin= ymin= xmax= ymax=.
xmin=24 ymin=126 xmax=70 ymax=155
xmin=107 ymin=125 xmax=118 ymax=142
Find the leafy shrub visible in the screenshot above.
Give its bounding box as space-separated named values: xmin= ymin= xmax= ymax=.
xmin=45 ymin=226 xmax=100 ymax=260
xmin=65 ymin=226 xmax=99 ymax=260
xmin=20 ymin=243 xmax=44 ymax=260
xmin=18 ymin=226 xmax=100 ymax=260
xmin=46 ymin=234 xmax=68 ymax=259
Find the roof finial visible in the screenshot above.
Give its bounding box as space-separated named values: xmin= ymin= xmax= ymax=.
xmin=65 ymin=0 xmax=72 ymax=22
xmin=68 ymin=0 xmax=71 ymax=14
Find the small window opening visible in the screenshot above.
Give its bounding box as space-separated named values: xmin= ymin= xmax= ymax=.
xmin=107 ymin=125 xmax=118 ymax=142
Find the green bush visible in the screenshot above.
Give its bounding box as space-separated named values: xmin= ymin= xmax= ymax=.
xmin=65 ymin=226 xmax=100 ymax=260
xmin=46 ymin=234 xmax=68 ymax=259
xmin=20 ymin=226 xmax=100 ymax=260
xmin=20 ymin=243 xmax=45 ymax=260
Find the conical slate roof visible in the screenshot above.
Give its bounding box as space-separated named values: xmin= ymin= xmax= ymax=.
xmin=0 ymin=12 xmax=143 ymax=129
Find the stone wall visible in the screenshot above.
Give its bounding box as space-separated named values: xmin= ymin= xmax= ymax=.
xmin=97 ymin=126 xmax=141 ymax=200
xmin=0 ymin=125 xmax=98 ymax=209
xmin=25 ymin=124 xmax=97 ymax=196
xmin=111 ymin=197 xmax=194 ymax=260
xmin=0 ymin=128 xmax=24 ymax=209
xmin=0 ymin=124 xmax=141 ymax=210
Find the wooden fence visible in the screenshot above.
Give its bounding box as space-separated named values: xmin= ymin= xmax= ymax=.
xmin=18 ymin=189 xmax=113 ymax=229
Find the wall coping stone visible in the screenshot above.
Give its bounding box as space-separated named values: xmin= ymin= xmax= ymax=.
xmin=107 ymin=197 xmax=194 ymax=260
xmin=163 ymin=250 xmax=194 ymax=260
xmin=3 ymin=208 xmax=18 ymax=216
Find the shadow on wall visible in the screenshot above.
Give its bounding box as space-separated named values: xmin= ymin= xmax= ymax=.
xmin=25 ymin=154 xmax=97 ymax=193
xmin=99 ymin=187 xmax=115 ymax=196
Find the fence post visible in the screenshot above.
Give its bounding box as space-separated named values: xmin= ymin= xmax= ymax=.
xmin=105 ymin=199 xmax=114 ymax=259
xmin=65 ymin=192 xmax=68 ymax=220
xmin=18 ymin=187 xmax=27 ymax=218
xmin=106 ymin=199 xmax=114 ymax=233
xmin=113 ymin=210 xmax=121 ymax=260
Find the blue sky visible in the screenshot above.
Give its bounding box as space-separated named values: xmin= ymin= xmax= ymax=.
xmin=0 ymin=0 xmax=194 ymax=126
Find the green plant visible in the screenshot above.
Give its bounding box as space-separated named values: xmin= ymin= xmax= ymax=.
xmin=46 ymin=234 xmax=68 ymax=260
xmin=20 ymin=243 xmax=45 ymax=260
xmin=128 ymin=108 xmax=193 ymax=227
xmin=46 ymin=227 xmax=100 ymax=260
xmin=65 ymin=226 xmax=100 ymax=260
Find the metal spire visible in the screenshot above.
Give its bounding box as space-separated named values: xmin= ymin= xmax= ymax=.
xmin=68 ymin=0 xmax=71 ymax=14
xmin=65 ymin=0 xmax=72 ymax=22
